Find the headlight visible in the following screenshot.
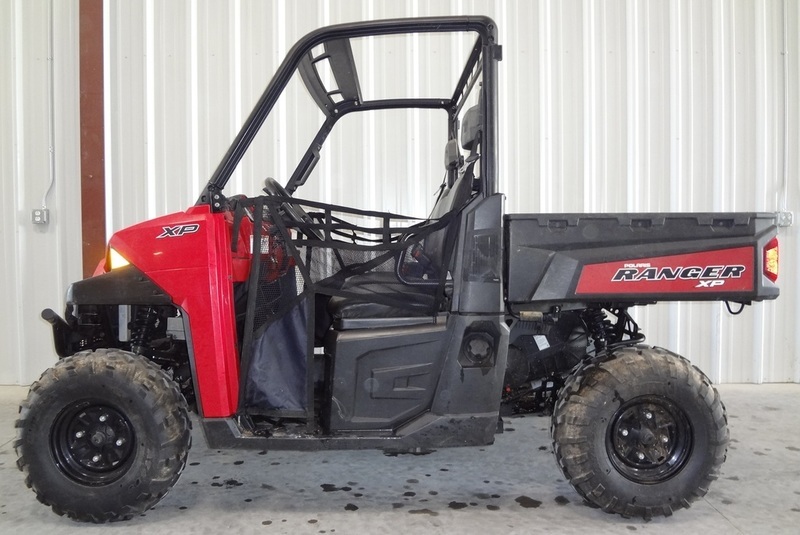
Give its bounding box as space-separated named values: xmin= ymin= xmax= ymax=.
xmin=108 ymin=248 xmax=131 ymax=270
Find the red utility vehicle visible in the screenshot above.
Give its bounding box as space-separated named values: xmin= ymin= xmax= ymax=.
xmin=17 ymin=16 xmax=780 ymax=523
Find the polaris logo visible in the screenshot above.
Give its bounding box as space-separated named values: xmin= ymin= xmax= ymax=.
xmin=612 ymin=264 xmax=746 ymax=286
xmin=157 ymin=224 xmax=200 ymax=239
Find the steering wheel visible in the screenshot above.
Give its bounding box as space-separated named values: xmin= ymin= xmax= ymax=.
xmin=262 ymin=177 xmax=322 ymax=240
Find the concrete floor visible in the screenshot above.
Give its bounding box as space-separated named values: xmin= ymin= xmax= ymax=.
xmin=1 ymin=384 xmax=798 ymax=534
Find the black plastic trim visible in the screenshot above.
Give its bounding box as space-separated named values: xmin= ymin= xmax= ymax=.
xmin=66 ymin=265 xmax=172 ymax=306
xmin=201 ymin=412 xmax=498 ymax=452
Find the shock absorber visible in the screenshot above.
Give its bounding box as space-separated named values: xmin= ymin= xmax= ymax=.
xmin=130 ymin=306 xmax=159 ymax=355
xmin=582 ymin=307 xmax=614 ymax=353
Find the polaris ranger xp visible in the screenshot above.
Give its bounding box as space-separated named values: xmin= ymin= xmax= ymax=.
xmin=16 ymin=16 xmax=781 ymax=522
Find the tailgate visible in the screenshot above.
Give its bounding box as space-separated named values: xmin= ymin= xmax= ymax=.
xmin=505 ymin=213 xmax=779 ymax=307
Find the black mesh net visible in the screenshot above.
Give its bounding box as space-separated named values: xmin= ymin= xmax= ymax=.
xmin=233 ymin=195 xmax=456 ymax=414
xmin=258 ymin=196 xmax=454 ymax=306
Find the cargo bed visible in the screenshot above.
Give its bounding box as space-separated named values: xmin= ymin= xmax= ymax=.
xmin=505 ymin=212 xmax=779 ymax=309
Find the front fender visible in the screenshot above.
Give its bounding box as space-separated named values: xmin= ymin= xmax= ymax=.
xmin=42 ymin=266 xmax=174 ymax=358
xmin=66 ymin=264 xmax=172 ymax=306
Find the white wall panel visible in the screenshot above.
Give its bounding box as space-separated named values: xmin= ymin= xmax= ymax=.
xmin=3 ymin=0 xmax=796 ymax=384
xmin=1 ymin=0 xmax=82 ymax=384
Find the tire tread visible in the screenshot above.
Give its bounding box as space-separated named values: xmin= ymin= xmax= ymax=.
xmin=551 ymin=346 xmax=728 ymax=519
xmin=15 ymin=349 xmax=192 ymax=523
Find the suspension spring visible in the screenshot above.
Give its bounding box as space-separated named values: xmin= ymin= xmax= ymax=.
xmin=583 ymin=307 xmax=615 ymax=353
xmin=130 ymin=306 xmax=159 ymax=355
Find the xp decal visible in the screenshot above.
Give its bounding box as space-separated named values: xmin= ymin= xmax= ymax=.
xmin=575 ymin=247 xmax=755 ymax=294
xmin=157 ymin=223 xmax=201 ymax=239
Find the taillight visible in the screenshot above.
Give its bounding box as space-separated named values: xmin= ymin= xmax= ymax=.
xmin=763 ymin=237 xmax=779 ymax=282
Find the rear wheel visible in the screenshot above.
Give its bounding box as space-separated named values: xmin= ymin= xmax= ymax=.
xmin=551 ymin=346 xmax=728 ymax=519
xmin=15 ymin=349 xmax=191 ymax=522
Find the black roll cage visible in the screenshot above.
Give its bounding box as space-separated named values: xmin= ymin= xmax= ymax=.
xmin=197 ymin=16 xmax=501 ymax=206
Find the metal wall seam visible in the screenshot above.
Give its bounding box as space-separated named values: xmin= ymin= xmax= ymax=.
xmin=145 ymin=0 xmax=156 ymax=218
xmin=231 ymin=0 xmax=243 ymax=196
xmin=790 ymin=0 xmax=800 ymax=383
xmin=583 ymin=0 xmax=597 ymax=212
xmin=753 ymin=1 xmax=769 ymax=384
xmin=189 ymin=1 xmax=199 ymax=203
xmin=538 ymin=0 xmax=553 ymax=213
xmin=103 ymin=0 xmax=114 ymax=241
xmin=667 ymin=1 xmax=683 ymax=367
xmin=626 ymin=0 xmax=640 ymax=211
xmin=51 ymin=0 xmax=83 ymax=368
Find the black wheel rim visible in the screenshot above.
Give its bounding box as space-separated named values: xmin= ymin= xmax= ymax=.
xmin=606 ymin=395 xmax=692 ymax=484
xmin=50 ymin=400 xmax=136 ymax=486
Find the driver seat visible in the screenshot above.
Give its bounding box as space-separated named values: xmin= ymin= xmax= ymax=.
xmin=326 ymin=105 xmax=481 ymax=328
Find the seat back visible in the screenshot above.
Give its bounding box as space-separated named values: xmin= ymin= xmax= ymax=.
xmin=417 ymin=105 xmax=482 ymax=279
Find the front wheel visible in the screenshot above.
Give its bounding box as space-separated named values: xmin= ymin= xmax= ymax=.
xmin=551 ymin=346 xmax=728 ymax=519
xmin=15 ymin=349 xmax=191 ymax=522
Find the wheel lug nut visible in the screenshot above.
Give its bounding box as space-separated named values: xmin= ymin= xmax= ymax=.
xmin=75 ymin=430 xmax=85 ymax=438
xmin=621 ymin=429 xmax=629 ymax=437
xmin=644 ymin=412 xmax=652 ymax=420
xmin=115 ymin=438 xmax=125 ymax=447
xmin=637 ymin=452 xmax=645 ymax=460
xmin=92 ymin=454 xmax=101 ymax=463
xmin=661 ymin=435 xmax=669 ymax=443
xmin=98 ymin=414 xmax=108 ymax=422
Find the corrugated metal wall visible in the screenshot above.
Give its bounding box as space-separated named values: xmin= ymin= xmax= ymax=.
xmin=1 ymin=0 xmax=83 ymax=384
xmin=2 ymin=0 xmax=797 ymax=384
